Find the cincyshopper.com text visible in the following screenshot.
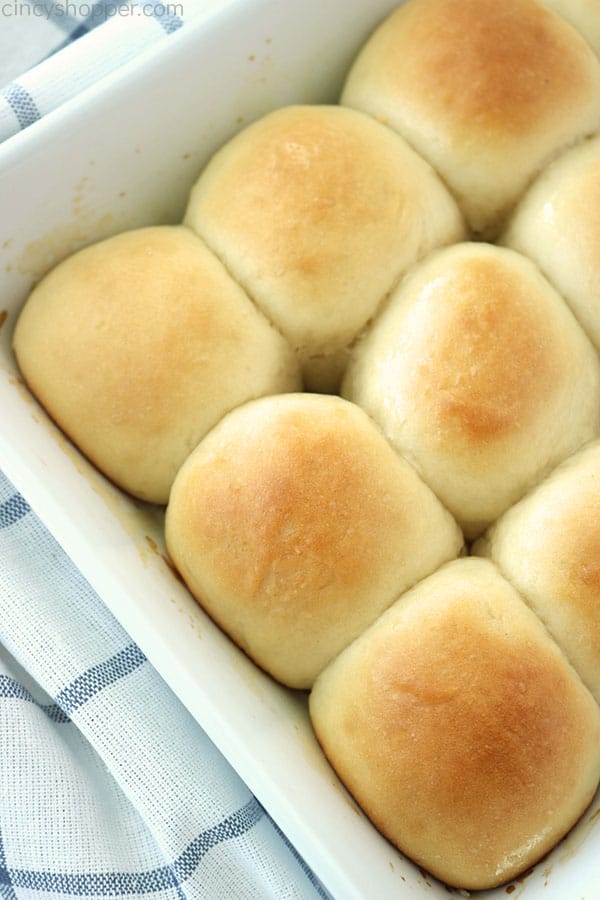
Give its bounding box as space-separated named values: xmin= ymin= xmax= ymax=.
xmin=1 ymin=1 xmax=184 ymax=19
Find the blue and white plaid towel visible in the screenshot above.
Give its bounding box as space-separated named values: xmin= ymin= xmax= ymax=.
xmin=0 ymin=470 xmax=328 ymax=899
xmin=0 ymin=0 xmax=230 ymax=143
xmin=0 ymin=10 xmax=330 ymax=897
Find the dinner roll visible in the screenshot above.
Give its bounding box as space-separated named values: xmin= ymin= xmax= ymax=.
xmin=342 ymin=242 xmax=600 ymax=538
xmin=475 ymin=440 xmax=600 ymax=703
xmin=504 ymin=134 xmax=600 ymax=352
xmin=13 ymin=226 xmax=301 ymax=504
xmin=165 ymin=393 xmax=463 ymax=689
xmin=541 ymin=0 xmax=600 ymax=58
xmin=184 ymin=104 xmax=466 ymax=392
xmin=341 ymin=0 xmax=600 ymax=236
xmin=309 ymin=557 xmax=600 ymax=890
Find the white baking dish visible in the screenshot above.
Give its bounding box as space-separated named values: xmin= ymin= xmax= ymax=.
xmin=0 ymin=1 xmax=598 ymax=896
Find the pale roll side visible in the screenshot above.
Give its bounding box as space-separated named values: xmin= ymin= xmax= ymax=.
xmin=541 ymin=0 xmax=600 ymax=58
xmin=475 ymin=439 xmax=600 ymax=704
xmin=503 ymin=134 xmax=600 ymax=352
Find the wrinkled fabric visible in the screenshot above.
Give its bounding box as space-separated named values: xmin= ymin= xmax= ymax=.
xmin=0 ymin=471 xmax=328 ymax=899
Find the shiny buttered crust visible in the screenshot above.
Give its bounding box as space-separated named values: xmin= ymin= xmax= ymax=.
xmin=541 ymin=0 xmax=600 ymax=58
xmin=504 ymin=134 xmax=600 ymax=351
xmin=13 ymin=226 xmax=301 ymax=504
xmin=165 ymin=393 xmax=463 ymax=689
xmin=184 ymin=104 xmax=465 ymax=392
xmin=309 ymin=557 xmax=600 ymax=890
xmin=341 ymin=0 xmax=600 ymax=236
xmin=476 ymin=440 xmax=600 ymax=704
xmin=342 ymin=242 xmax=600 ymax=538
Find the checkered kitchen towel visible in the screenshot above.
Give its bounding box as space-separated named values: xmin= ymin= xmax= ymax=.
xmin=0 ymin=470 xmax=329 ymax=899
xmin=0 ymin=0 xmax=234 ymax=143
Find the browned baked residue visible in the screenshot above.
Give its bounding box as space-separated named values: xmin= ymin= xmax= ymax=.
xmin=163 ymin=552 xmax=184 ymax=583
xmin=144 ymin=533 xmax=184 ymax=582
xmin=0 ymin=310 xmax=7 ymax=330
xmin=15 ymin=213 xmax=114 ymax=280
xmin=515 ymin=866 xmax=535 ymax=883
xmin=505 ymin=886 xmax=516 ymax=895
xmin=589 ymin=806 xmax=600 ymax=824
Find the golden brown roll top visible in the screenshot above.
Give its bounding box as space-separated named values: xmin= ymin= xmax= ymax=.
xmin=341 ymin=0 xmax=600 ymax=236
xmin=165 ymin=393 xmax=463 ymax=689
xmin=475 ymin=440 xmax=600 ymax=704
xmin=541 ymin=0 xmax=600 ymax=57
xmin=342 ymin=242 xmax=600 ymax=538
xmin=309 ymin=557 xmax=600 ymax=890
xmin=13 ymin=226 xmax=301 ymax=504
xmin=504 ymin=134 xmax=600 ymax=352
xmin=184 ymin=104 xmax=466 ymax=392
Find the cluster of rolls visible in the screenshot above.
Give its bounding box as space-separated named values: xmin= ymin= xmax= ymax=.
xmin=13 ymin=0 xmax=600 ymax=890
